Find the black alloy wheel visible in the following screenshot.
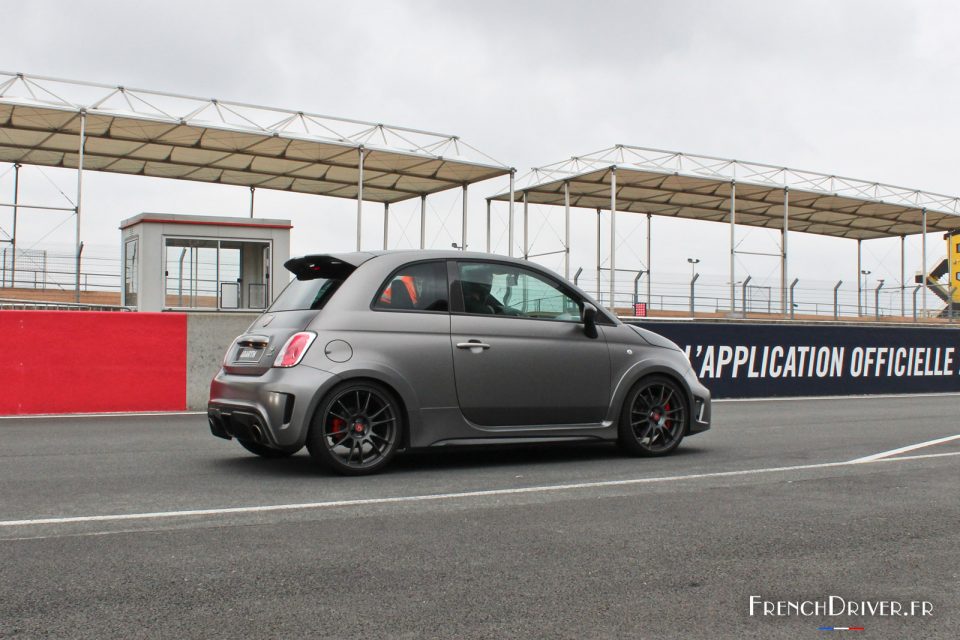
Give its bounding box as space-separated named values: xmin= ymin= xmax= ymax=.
xmin=308 ymin=382 xmax=402 ymax=475
xmin=618 ymin=375 xmax=687 ymax=456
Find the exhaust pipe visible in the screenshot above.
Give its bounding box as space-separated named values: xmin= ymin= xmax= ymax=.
xmin=249 ymin=422 xmax=265 ymax=445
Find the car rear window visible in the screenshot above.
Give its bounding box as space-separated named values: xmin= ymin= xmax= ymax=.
xmin=268 ymin=277 xmax=344 ymax=312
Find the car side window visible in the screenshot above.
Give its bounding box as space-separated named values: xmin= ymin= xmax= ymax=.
xmin=458 ymin=262 xmax=582 ymax=321
xmin=373 ymin=261 xmax=449 ymax=312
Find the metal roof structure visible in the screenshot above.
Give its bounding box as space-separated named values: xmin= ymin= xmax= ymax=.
xmin=490 ymin=145 xmax=960 ymax=240
xmin=0 ymin=72 xmax=514 ymax=300
xmin=488 ymin=145 xmax=960 ymax=315
xmin=0 ymin=71 xmax=510 ymax=204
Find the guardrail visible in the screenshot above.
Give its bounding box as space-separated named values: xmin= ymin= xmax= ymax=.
xmin=0 ymin=298 xmax=131 ymax=311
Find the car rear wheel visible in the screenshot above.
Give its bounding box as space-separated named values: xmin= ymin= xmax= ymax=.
xmin=618 ymin=375 xmax=687 ymax=456
xmin=307 ymin=381 xmax=402 ymax=475
xmin=237 ymin=439 xmax=300 ymax=458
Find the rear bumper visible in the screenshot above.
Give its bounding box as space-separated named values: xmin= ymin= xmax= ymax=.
xmin=208 ymin=364 xmax=340 ymax=449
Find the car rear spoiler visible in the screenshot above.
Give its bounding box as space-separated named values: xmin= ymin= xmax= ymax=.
xmin=284 ymin=253 xmax=374 ymax=280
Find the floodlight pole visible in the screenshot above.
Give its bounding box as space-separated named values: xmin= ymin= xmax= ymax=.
xmin=356 ymin=147 xmax=365 ymax=251
xmin=875 ymin=279 xmax=885 ymax=320
xmin=419 ymin=195 xmax=426 ymax=249
xmin=921 ymin=207 xmax=927 ymax=319
xmin=10 ymin=163 xmax=20 ymax=288
xmin=522 ymin=191 xmax=528 ymax=259
xmin=856 ymin=239 xmax=862 ymax=316
xmin=729 ymin=180 xmax=736 ymax=313
xmin=900 ymin=235 xmax=906 ymax=317
xmin=564 ymin=180 xmax=571 ymax=279
xmin=75 ymin=110 xmax=86 ymax=303
xmin=781 ymin=186 xmax=789 ymax=315
xmin=383 ymin=203 xmax=389 ymax=250
xmin=646 ymin=212 xmax=652 ymax=307
xmin=461 ymin=184 xmax=468 ymax=252
xmin=789 ymin=278 xmax=799 ymax=320
xmin=508 ymin=170 xmax=515 ymax=257
xmin=609 ymin=167 xmax=617 ymax=309
xmin=833 ymin=280 xmax=843 ymax=319
xmin=485 ymin=199 xmax=491 ymax=253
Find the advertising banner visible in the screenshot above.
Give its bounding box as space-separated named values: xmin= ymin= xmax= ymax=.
xmin=629 ymin=320 xmax=960 ymax=398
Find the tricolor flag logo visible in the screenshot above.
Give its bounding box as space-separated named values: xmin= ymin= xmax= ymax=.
xmin=818 ymin=627 xmax=865 ymax=631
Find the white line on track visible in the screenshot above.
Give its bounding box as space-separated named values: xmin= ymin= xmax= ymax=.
xmin=0 ymin=411 xmax=206 ymax=420
xmin=1 ymin=450 xmax=958 ymax=529
xmin=850 ymin=434 xmax=960 ymax=463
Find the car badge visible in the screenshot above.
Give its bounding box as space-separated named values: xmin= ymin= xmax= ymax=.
xmin=261 ymin=314 xmax=275 ymax=327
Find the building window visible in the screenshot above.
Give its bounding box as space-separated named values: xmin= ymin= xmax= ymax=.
xmin=123 ymin=238 xmax=138 ymax=307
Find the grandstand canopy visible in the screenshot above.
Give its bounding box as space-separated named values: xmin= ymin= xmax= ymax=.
xmin=0 ymin=71 xmax=510 ymax=204
xmin=491 ymin=145 xmax=960 ymax=240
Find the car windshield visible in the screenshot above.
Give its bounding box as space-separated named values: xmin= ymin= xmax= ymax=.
xmin=268 ymin=277 xmax=344 ymax=312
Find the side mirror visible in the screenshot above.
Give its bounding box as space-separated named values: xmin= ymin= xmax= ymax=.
xmin=581 ymin=302 xmax=599 ymax=339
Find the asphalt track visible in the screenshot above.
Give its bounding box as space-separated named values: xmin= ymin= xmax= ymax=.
xmin=1 ymin=395 xmax=958 ymax=639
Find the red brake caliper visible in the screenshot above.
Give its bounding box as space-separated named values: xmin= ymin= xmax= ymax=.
xmin=331 ymin=417 xmax=346 ymax=440
xmin=663 ymin=402 xmax=671 ymax=431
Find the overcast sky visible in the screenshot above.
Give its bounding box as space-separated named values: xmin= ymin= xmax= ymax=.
xmin=2 ymin=0 xmax=959 ymax=305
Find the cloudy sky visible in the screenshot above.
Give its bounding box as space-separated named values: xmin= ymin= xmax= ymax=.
xmin=2 ymin=0 xmax=959 ymax=308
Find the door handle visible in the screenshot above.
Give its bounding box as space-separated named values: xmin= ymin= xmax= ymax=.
xmin=456 ymin=341 xmax=491 ymax=350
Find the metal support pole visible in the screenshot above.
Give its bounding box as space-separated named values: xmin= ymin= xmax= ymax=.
xmin=689 ymin=273 xmax=700 ymax=317
xmin=596 ymin=208 xmax=601 ymax=303
xmin=249 ymin=187 xmax=255 ymax=218
xmin=522 ymin=191 xmax=528 ymax=259
xmin=75 ymin=111 xmax=86 ymax=302
xmin=741 ymin=275 xmax=752 ymax=316
xmin=646 ymin=212 xmax=652 ymax=307
xmin=789 ymin=277 xmax=799 ymax=320
xmin=912 ymin=285 xmax=921 ymax=322
xmin=383 ymin=203 xmax=389 ymax=250
xmin=921 ymin=208 xmax=927 ymax=319
xmin=781 ymin=186 xmax=789 ymax=315
xmin=419 ymin=195 xmax=427 ymax=249
xmin=461 ymin=184 xmax=468 ymax=251
xmin=485 ymin=199 xmax=491 ymax=253
xmin=729 ymin=181 xmax=736 ymax=312
xmin=609 ymin=167 xmax=617 ymax=309
xmin=833 ymin=280 xmax=843 ymax=319
xmin=856 ymin=239 xmax=862 ymax=316
xmin=11 ymin=163 xmax=20 ymax=288
xmin=356 ymin=147 xmax=365 ymax=251
xmin=564 ymin=181 xmax=570 ymax=279
xmin=900 ymin=235 xmax=905 ymax=317
xmin=573 ymin=267 xmax=583 ymax=286
xmin=875 ymin=280 xmax=885 ymax=320
xmin=508 ymin=170 xmax=515 ymax=257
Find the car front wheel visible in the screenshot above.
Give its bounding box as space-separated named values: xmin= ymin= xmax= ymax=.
xmin=618 ymin=375 xmax=687 ymax=456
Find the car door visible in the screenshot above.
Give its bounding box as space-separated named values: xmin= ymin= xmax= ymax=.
xmin=450 ymin=260 xmax=610 ymax=427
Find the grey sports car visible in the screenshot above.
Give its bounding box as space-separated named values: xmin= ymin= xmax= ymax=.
xmin=208 ymin=250 xmax=711 ymax=474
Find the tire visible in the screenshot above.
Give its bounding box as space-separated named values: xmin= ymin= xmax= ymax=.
xmin=307 ymin=381 xmax=403 ymax=475
xmin=618 ymin=375 xmax=688 ymax=457
xmin=237 ymin=439 xmax=300 ymax=458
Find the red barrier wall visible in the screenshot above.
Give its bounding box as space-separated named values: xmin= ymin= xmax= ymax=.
xmin=0 ymin=311 xmax=187 ymax=415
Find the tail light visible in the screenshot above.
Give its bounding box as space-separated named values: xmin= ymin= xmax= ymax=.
xmin=274 ymin=332 xmax=317 ymax=368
